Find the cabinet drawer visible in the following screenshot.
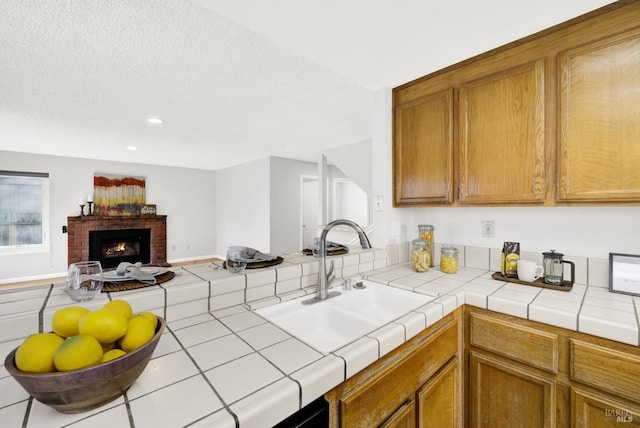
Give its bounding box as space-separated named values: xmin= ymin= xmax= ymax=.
xmin=570 ymin=339 xmax=640 ymax=403
xmin=340 ymin=319 xmax=458 ymax=428
xmin=470 ymin=312 xmax=558 ymax=373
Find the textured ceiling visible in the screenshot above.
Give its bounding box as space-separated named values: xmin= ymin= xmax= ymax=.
xmin=0 ymin=0 xmax=613 ymax=171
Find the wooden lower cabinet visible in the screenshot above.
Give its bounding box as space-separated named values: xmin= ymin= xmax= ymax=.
xmin=572 ymin=388 xmax=640 ymax=427
xmin=380 ymin=400 xmax=416 ymax=428
xmin=469 ymin=352 xmax=556 ymax=427
xmin=418 ymin=357 xmax=460 ymax=428
xmin=466 ymin=307 xmax=640 ymax=428
xmin=325 ymin=309 xmax=462 ymax=428
xmin=324 ymin=306 xmax=640 ymax=428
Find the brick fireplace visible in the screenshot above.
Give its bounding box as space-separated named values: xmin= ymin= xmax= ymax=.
xmin=67 ymin=215 xmax=168 ymax=268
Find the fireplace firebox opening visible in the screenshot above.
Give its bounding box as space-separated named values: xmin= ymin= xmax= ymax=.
xmin=89 ymin=228 xmax=151 ymax=269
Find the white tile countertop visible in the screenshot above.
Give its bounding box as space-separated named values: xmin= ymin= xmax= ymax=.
xmin=1 ymin=249 xmax=639 ymax=427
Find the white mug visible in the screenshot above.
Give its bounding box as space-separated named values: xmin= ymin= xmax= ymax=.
xmin=517 ymin=260 xmax=543 ymax=282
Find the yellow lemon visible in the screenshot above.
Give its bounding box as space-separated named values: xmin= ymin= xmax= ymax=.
xmin=15 ymin=333 xmax=64 ymax=373
xmin=138 ymin=311 xmax=158 ymax=330
xmin=78 ymin=309 xmax=128 ymax=344
xmin=120 ymin=315 xmax=155 ymax=352
xmin=51 ymin=306 xmax=90 ymax=338
xmin=54 ymin=334 xmax=103 ymax=371
xmin=102 ymin=348 xmax=126 ymax=363
xmin=103 ymin=299 xmax=133 ymax=320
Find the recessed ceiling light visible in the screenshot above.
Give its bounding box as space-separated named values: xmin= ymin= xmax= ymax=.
xmin=147 ymin=117 xmax=163 ymax=124
xmin=127 ymin=146 xmax=138 ymax=151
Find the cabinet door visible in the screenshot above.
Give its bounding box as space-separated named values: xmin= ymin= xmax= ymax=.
xmin=379 ymin=400 xmax=416 ymax=428
xmin=572 ymin=388 xmax=640 ymax=427
xmin=558 ymin=28 xmax=640 ymax=202
xmin=339 ymin=320 xmax=458 ymax=428
xmin=470 ymin=352 xmax=556 ymax=428
xmin=393 ymin=89 xmax=454 ymax=205
xmin=459 ymin=60 xmax=546 ymax=204
xmin=417 ymin=357 xmax=460 ymax=428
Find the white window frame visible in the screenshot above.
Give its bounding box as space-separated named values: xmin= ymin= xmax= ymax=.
xmin=0 ymin=171 xmax=50 ymax=255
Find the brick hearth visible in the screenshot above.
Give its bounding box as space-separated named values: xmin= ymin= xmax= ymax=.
xmin=67 ymin=215 xmax=167 ymax=267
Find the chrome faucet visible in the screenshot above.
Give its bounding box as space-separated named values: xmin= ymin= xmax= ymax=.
xmin=304 ymin=219 xmax=371 ymax=304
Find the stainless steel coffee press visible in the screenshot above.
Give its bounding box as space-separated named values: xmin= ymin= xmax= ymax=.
xmin=542 ymin=250 xmax=575 ymax=286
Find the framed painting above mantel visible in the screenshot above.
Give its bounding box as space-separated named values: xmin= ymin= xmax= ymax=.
xmin=93 ymin=173 xmax=146 ymax=216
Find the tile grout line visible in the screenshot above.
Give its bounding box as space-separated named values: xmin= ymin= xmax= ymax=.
xmin=633 ymin=297 xmax=640 ymax=346
xmin=19 ymin=397 xmax=33 ymax=428
xmin=211 ymin=309 xmax=324 ymax=414
xmin=164 ymin=323 xmax=240 ymax=427
xmin=37 ymin=284 xmax=55 ymax=333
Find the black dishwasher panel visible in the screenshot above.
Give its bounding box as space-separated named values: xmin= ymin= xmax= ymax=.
xmin=273 ymin=396 xmax=329 ymax=428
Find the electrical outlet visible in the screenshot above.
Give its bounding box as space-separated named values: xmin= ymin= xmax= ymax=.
xmin=374 ymin=196 xmax=384 ymax=211
xmin=482 ymin=220 xmax=495 ymax=238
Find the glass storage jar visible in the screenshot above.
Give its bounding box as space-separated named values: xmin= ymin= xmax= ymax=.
xmin=417 ymin=225 xmax=435 ymax=267
xmin=440 ymin=247 xmax=459 ymax=274
xmin=411 ymin=239 xmax=431 ymax=272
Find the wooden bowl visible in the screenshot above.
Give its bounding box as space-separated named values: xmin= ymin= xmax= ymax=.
xmin=4 ymin=317 xmax=166 ymax=413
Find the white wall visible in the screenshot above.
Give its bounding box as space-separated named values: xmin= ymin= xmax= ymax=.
xmin=333 ymin=180 xmax=368 ymax=226
xmin=0 ymin=150 xmax=216 ymax=282
xmin=216 ymin=157 xmax=270 ymax=254
xmin=370 ymin=87 xmax=413 ymax=248
xmin=269 ymin=157 xmax=317 ymax=255
xmin=370 ymin=87 xmax=640 ymax=259
xmin=323 ymin=139 xmax=373 ymax=195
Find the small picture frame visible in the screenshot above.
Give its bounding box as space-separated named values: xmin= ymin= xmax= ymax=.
xmin=140 ymin=204 xmax=157 ymax=217
xmin=609 ymin=253 xmax=640 ymax=296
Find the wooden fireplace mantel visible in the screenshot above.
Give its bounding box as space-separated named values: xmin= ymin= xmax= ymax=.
xmin=67 ymin=215 xmax=168 ymax=267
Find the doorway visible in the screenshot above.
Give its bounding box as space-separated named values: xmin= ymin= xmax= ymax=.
xmin=300 ymin=172 xmax=370 ymax=250
xmin=300 ymin=176 xmax=318 ymax=250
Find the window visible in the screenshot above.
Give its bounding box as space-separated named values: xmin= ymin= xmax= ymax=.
xmin=0 ymin=171 xmax=50 ymax=252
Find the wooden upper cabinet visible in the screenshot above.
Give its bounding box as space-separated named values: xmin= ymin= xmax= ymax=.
xmin=558 ymin=27 xmax=640 ymax=202
xmin=392 ymin=2 xmax=640 ymax=207
xmin=458 ymin=60 xmax=546 ymax=204
xmin=393 ymin=89 xmax=454 ymax=206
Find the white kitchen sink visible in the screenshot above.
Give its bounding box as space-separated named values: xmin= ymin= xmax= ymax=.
xmin=255 ymin=280 xmax=434 ymax=352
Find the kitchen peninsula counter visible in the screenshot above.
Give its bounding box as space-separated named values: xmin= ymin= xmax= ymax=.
xmin=1 ymin=249 xmax=638 ymax=427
